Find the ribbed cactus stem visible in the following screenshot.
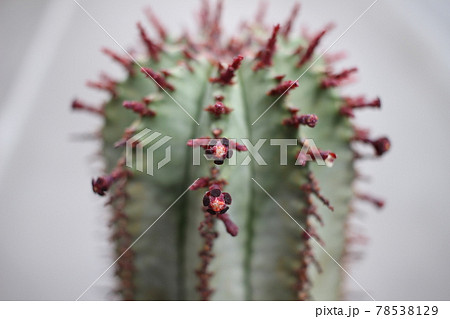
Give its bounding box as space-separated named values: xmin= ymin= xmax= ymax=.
xmin=73 ymin=1 xmax=390 ymax=301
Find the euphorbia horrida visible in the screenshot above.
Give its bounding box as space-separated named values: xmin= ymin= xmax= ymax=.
xmin=73 ymin=1 xmax=390 ymax=301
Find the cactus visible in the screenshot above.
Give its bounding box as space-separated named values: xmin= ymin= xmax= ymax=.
xmin=73 ymin=1 xmax=390 ymax=301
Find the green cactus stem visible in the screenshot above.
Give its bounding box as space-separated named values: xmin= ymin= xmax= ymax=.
xmin=73 ymin=1 xmax=390 ymax=301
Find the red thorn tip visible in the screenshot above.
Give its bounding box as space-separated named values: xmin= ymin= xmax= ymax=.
xmin=207 ymin=0 xmax=223 ymax=42
xmin=212 ymin=129 xmax=223 ymax=138
xmin=92 ymin=176 xmax=112 ymax=196
xmin=324 ymin=51 xmax=348 ymax=64
xmin=122 ymin=101 xmax=156 ymax=117
xmin=283 ymin=113 xmax=318 ymax=128
xmin=114 ymin=128 xmax=137 ymax=148
xmin=253 ymin=24 xmax=281 ymax=71
xmin=205 ymin=101 xmax=233 ymax=117
xmin=297 ymin=29 xmax=327 ymax=68
xmin=190 ymin=177 xmax=211 ymax=190
xmin=340 ymin=96 xmax=381 ymax=117
xmin=101 ymin=48 xmax=134 ymax=75
xmin=302 ymin=225 xmax=324 ymax=245
xmin=199 ymin=0 xmax=211 ymax=30
xmin=234 ymin=143 xmax=248 ymax=152
xmin=86 ymin=73 xmax=118 ymax=97
xmin=217 ymin=213 xmax=239 ymax=236
xmin=353 ymin=132 xmax=390 ymax=157
xmin=145 ymin=8 xmax=167 ymax=40
xmin=357 ymin=193 xmax=385 ymax=209
xmin=161 ymin=70 xmax=171 ymax=77
xmin=302 ymin=172 xmax=334 ymax=211
xmin=187 ymin=136 xmax=211 ymax=148
xmin=321 ymin=67 xmax=358 ymax=88
xmin=71 ymin=99 xmax=104 ymax=115
xmin=137 ymin=22 xmax=161 ymax=61
xmin=274 ymin=75 xmax=286 ymax=82
xmin=281 ymin=3 xmax=301 ymax=38
xmin=288 ymin=107 xmax=300 ymax=114
xmin=210 ymin=55 xmax=244 ymax=85
xmin=183 ymin=49 xmax=195 ymax=60
xmin=226 ymin=37 xmax=245 ymax=56
xmin=353 ymin=127 xmax=371 ymax=141
xmin=267 ymin=80 xmax=299 ymax=96
xmin=255 ymin=0 xmax=268 ymax=24
xmin=141 ymin=67 xmax=175 ymax=91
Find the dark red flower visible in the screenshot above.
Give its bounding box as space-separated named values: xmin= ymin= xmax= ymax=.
xmin=204 ymin=138 xmax=234 ymax=165
xmin=187 ymin=136 xmax=247 ymax=165
xmin=202 ymin=185 xmax=232 ymax=215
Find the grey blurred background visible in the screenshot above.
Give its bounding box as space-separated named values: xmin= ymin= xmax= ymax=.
xmin=0 ymin=0 xmax=449 ymax=300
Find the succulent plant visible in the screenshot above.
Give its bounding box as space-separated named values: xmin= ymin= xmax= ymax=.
xmin=73 ymin=1 xmax=390 ymax=301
